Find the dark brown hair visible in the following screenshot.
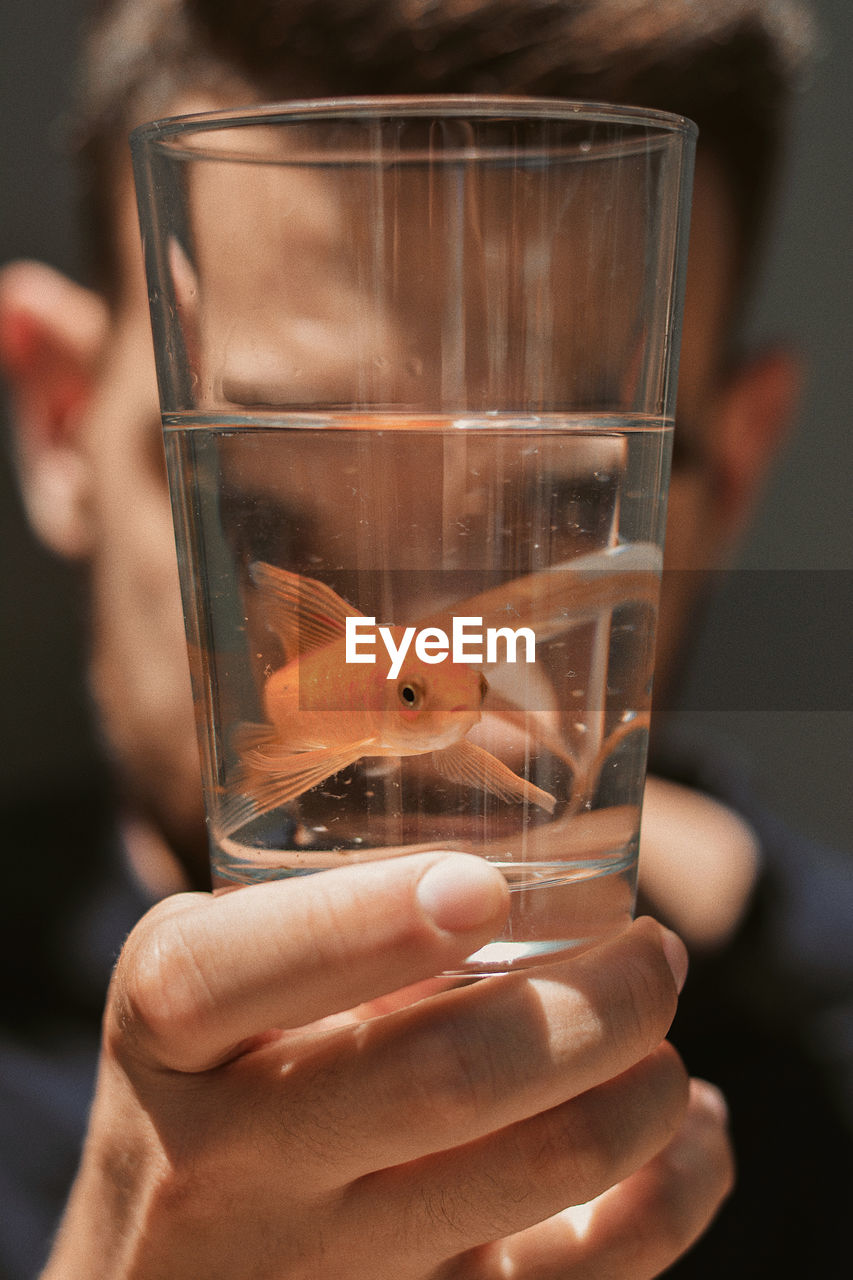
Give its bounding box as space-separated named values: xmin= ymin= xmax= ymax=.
xmin=72 ymin=0 xmax=813 ymax=300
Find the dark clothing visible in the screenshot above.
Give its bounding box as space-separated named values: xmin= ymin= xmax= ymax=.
xmin=2 ymin=739 xmax=852 ymax=1278
xmin=0 ymin=771 xmax=152 ymax=1279
xmin=649 ymin=725 xmax=853 ymax=1277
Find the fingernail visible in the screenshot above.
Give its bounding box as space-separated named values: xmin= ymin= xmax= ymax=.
xmin=417 ymin=854 xmax=509 ymax=934
xmin=660 ymin=926 xmax=689 ymax=993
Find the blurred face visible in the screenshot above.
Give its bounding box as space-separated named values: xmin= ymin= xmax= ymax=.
xmin=12 ymin=150 xmax=780 ymax=883
xmin=653 ymin=158 xmax=741 ymax=697
xmin=75 ymin=186 xmax=210 ymax=876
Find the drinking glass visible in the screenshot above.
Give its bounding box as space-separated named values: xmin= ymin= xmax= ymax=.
xmin=131 ymin=98 xmax=696 ymax=973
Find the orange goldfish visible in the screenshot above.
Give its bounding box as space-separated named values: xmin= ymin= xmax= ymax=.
xmin=217 ymin=563 xmax=556 ymax=837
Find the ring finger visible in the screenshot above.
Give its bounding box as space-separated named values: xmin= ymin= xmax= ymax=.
xmin=338 ymin=1042 xmax=690 ymax=1276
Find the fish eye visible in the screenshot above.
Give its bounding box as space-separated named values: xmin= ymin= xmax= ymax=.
xmin=398 ymin=679 xmax=424 ymax=711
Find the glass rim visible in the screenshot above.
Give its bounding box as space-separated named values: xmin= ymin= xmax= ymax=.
xmin=130 ymin=94 xmax=698 ymax=156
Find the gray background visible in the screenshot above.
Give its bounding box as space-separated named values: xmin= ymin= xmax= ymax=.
xmin=1 ymin=0 xmax=850 ymax=847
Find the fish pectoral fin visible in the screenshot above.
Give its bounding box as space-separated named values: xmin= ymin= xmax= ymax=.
xmin=250 ymin=562 xmax=365 ymax=657
xmin=216 ymin=738 xmax=374 ymax=838
xmin=431 ymin=741 xmax=556 ymax=814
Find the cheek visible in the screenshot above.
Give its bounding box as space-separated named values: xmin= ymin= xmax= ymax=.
xmin=663 ymin=474 xmax=719 ymax=574
xmin=104 ymin=476 xmax=182 ymax=634
xmin=655 ymin=473 xmax=722 ymax=690
xmin=88 ymin=457 xmax=193 ymax=741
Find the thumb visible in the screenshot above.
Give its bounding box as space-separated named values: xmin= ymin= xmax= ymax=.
xmin=110 ymin=852 xmax=510 ymax=1072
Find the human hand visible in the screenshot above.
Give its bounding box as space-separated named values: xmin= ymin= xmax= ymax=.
xmin=640 ymin=775 xmax=760 ymax=949
xmin=43 ymin=852 xmax=732 ymax=1279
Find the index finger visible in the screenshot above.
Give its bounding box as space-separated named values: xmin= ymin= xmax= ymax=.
xmin=109 ymin=851 xmax=509 ymax=1071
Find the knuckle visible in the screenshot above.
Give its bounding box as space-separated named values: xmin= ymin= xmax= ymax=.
xmin=107 ymin=897 xmax=214 ymax=1065
xmin=520 ymin=1100 xmax=616 ymax=1204
xmin=400 ymin=1011 xmax=501 ymax=1137
xmin=609 ymin=925 xmax=679 ymax=1056
xmin=517 ymin=1043 xmax=690 ymax=1206
xmin=651 ymin=1141 xmax=734 ymax=1262
xmin=616 ymin=1075 xmax=735 ymax=1267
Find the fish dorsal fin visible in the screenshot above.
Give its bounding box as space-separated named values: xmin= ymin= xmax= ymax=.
xmin=250 ymin=563 xmax=364 ymax=658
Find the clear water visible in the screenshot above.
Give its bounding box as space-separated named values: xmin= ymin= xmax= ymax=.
xmin=164 ymin=412 xmax=672 ymax=973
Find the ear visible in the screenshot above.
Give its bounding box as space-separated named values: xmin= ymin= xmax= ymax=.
xmin=710 ymin=346 xmax=802 ymax=549
xmin=0 ymin=259 xmax=109 ymax=558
